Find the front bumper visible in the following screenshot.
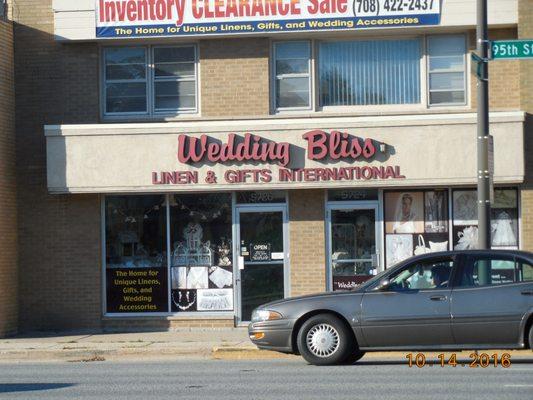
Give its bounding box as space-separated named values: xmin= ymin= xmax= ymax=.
xmin=248 ymin=319 xmax=297 ymax=353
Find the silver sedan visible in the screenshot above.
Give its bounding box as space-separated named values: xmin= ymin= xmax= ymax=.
xmin=248 ymin=250 xmax=533 ymax=365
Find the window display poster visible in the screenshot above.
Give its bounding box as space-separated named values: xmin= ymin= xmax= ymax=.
xmin=384 ymin=190 xmax=450 ymax=268
xmin=424 ymin=191 xmax=448 ymax=233
xmin=106 ymin=267 xmax=168 ymax=313
xmin=453 ymin=190 xmax=478 ymax=226
xmin=385 ymin=192 xmax=424 ymax=234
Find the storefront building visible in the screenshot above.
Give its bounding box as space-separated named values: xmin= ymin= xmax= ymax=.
xmin=4 ymin=0 xmax=533 ymax=333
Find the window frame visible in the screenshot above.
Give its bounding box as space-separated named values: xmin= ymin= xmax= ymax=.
xmin=426 ymin=34 xmax=468 ymax=107
xmin=102 ymin=46 xmax=150 ymax=116
xmin=152 ymin=45 xmax=198 ymax=115
xmin=272 ymin=34 xmax=472 ymax=114
xmin=271 ymin=40 xmax=313 ymax=113
xmin=101 ymin=44 xmax=199 ymax=119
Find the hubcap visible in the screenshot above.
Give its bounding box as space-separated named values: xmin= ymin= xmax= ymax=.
xmin=306 ymin=323 xmax=340 ymax=358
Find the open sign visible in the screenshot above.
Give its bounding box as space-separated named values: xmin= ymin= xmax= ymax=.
xmin=250 ymin=243 xmax=272 ymax=262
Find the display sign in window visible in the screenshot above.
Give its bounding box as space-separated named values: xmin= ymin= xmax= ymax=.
xmin=105 ymin=195 xmax=168 ymax=313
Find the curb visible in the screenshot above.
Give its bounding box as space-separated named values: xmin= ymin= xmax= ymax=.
xmin=0 ymin=346 xmax=531 ymax=363
xmin=212 ymin=346 xmax=297 ymax=360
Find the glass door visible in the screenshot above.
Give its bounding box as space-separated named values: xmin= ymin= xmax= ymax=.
xmin=327 ymin=203 xmax=381 ymax=291
xmin=235 ymin=206 xmax=288 ymax=323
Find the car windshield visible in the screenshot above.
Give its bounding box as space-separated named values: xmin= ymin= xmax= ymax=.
xmin=353 ymin=263 xmax=402 ymax=291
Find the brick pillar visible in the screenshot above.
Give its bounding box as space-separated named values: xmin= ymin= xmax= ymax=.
xmin=0 ymin=19 xmax=17 ymax=337
xmin=519 ymin=0 xmax=533 ymax=251
xmin=289 ymin=189 xmax=326 ymax=297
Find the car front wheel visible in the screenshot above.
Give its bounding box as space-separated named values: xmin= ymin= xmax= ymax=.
xmin=529 ymin=323 xmax=533 ymax=349
xmin=296 ymin=314 xmax=358 ymax=366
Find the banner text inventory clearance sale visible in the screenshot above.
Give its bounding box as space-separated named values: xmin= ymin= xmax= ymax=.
xmin=96 ymin=0 xmax=441 ymax=37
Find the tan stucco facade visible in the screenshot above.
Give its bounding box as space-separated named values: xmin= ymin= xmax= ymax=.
xmin=45 ymin=113 xmax=525 ymax=194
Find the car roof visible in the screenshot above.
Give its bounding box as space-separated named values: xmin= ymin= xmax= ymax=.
xmin=400 ymin=249 xmax=533 ymax=263
xmin=386 ymin=249 xmax=533 ymax=273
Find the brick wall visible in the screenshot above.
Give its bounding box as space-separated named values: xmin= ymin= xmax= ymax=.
xmin=518 ymin=0 xmax=533 ymax=252
xmin=200 ymin=38 xmax=270 ymax=117
xmin=0 ymin=18 xmax=18 ymax=337
xmin=289 ymin=190 xmax=326 ymax=296
xmin=469 ymin=28 xmax=521 ymax=110
xmin=13 ymin=0 xmax=102 ymax=331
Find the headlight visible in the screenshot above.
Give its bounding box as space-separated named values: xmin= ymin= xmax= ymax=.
xmin=251 ymin=309 xmax=282 ymax=323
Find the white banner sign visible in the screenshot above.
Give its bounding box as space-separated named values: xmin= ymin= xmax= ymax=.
xmin=96 ymin=0 xmax=441 ymax=38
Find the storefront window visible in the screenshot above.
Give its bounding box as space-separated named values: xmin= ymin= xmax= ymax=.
xmin=452 ymin=188 xmax=518 ymax=249
xmin=169 ymin=194 xmax=233 ymax=313
xmin=383 ymin=188 xmax=519 ymax=269
xmin=384 ymin=190 xmax=449 ymax=268
xmin=105 ymin=195 xmax=168 ymax=313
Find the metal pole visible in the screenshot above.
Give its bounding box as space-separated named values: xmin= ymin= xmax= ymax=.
xmin=476 ymin=0 xmax=491 ymax=249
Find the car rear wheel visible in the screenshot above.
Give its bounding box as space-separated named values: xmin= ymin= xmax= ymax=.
xmin=528 ymin=323 xmax=533 ymax=349
xmin=297 ymin=314 xmax=357 ymax=366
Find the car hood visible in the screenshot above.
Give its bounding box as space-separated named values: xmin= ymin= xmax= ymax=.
xmin=259 ymin=290 xmax=353 ymax=309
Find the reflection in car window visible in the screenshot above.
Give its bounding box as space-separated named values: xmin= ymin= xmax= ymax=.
xmin=388 ymin=259 xmax=453 ymax=290
xmin=458 ymin=257 xmax=533 ymax=287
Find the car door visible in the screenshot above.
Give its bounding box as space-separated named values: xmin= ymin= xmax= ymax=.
xmin=359 ymin=256 xmax=455 ymax=348
xmin=451 ymin=253 xmax=533 ymax=346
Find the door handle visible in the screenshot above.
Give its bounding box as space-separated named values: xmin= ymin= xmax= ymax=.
xmin=429 ymin=295 xmax=447 ymax=301
xmin=521 ymin=290 xmax=533 ymax=296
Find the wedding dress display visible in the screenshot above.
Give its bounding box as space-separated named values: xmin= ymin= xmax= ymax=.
xmin=491 ymin=211 xmax=517 ymax=246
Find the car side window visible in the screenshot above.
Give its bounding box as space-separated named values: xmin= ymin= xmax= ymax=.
xmin=388 ymin=258 xmax=454 ymax=290
xmin=458 ymin=256 xmax=520 ymax=287
xmin=517 ymin=260 xmax=533 ymax=282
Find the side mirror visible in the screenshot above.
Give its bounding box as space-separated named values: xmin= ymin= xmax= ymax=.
xmin=376 ymin=279 xmax=391 ymax=291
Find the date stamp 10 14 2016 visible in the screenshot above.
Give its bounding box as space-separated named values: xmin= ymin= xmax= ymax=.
xmin=406 ymin=353 xmax=512 ymax=368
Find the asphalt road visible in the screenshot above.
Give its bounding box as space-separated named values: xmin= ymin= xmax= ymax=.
xmin=0 ymin=358 xmax=532 ymax=400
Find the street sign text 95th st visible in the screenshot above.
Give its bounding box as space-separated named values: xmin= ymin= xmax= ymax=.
xmin=491 ymin=40 xmax=533 ymax=60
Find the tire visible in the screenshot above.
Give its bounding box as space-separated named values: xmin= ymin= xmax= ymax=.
xmin=296 ymin=314 xmax=356 ymax=366
xmin=528 ymin=323 xmax=533 ymax=349
xmin=342 ymin=350 xmax=366 ymax=365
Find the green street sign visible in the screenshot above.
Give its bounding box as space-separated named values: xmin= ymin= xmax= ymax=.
xmin=491 ymin=40 xmax=533 ymax=60
xmin=471 ymin=52 xmax=487 ymax=80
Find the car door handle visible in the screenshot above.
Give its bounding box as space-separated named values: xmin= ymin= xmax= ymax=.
xmin=429 ymin=295 xmax=447 ymax=301
xmin=521 ymin=290 xmax=533 ymax=296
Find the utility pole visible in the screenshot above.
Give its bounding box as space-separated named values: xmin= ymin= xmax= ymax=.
xmin=476 ymin=0 xmax=491 ymax=249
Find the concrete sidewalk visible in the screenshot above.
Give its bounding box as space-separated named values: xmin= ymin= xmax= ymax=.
xmin=0 ymin=329 xmax=531 ymax=363
xmin=0 ymin=329 xmax=261 ymax=362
